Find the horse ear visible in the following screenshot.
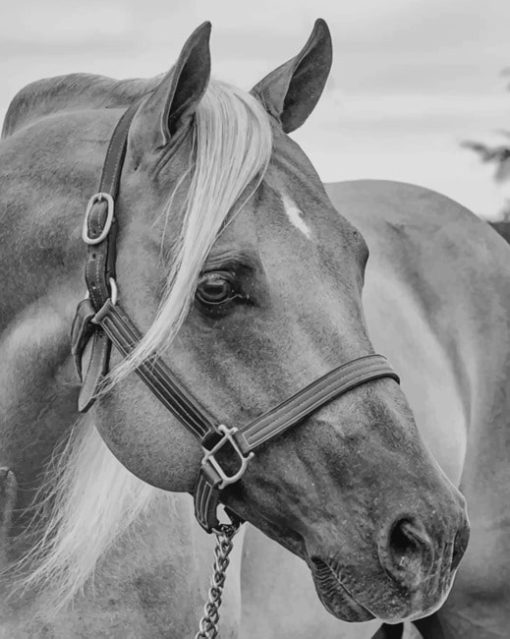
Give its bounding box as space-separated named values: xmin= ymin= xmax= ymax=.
xmin=251 ymin=19 xmax=332 ymax=133
xmin=138 ymin=22 xmax=211 ymax=149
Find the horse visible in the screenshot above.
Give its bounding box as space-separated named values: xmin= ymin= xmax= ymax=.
xmin=0 ymin=18 xmax=507 ymax=639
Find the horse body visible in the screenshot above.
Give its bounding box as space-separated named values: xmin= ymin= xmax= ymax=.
xmin=0 ymin=20 xmax=505 ymax=639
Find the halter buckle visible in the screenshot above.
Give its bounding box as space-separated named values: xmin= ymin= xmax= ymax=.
xmin=82 ymin=192 xmax=115 ymax=245
xmin=201 ymin=425 xmax=254 ymax=490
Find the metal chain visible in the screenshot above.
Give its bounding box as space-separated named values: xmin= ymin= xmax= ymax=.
xmin=195 ymin=522 xmax=240 ymax=639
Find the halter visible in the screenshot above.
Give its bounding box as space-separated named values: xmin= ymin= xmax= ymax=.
xmin=71 ymin=103 xmax=400 ymax=533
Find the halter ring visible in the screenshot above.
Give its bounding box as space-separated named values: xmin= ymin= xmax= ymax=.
xmin=201 ymin=425 xmax=254 ymax=490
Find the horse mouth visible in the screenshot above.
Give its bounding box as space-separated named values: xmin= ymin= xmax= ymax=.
xmin=310 ymin=558 xmax=375 ymax=622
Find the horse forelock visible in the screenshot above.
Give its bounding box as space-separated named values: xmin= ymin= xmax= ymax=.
xmin=12 ymin=78 xmax=272 ymax=612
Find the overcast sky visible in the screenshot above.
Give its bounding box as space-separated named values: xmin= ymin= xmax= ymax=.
xmin=2 ymin=0 xmax=510 ymax=218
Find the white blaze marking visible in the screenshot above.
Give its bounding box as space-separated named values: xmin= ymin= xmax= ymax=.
xmin=281 ymin=193 xmax=312 ymax=239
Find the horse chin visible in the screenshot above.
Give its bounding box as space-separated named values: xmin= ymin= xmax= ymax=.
xmin=310 ymin=558 xmax=375 ymax=622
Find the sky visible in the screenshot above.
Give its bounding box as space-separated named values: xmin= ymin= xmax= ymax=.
xmin=2 ymin=0 xmax=510 ymax=219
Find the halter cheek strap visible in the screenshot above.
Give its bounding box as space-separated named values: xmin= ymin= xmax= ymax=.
xmin=71 ymin=105 xmax=400 ymax=533
xmin=72 ymin=104 xmax=138 ymax=412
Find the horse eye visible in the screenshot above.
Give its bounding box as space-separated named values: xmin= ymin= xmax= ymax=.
xmin=196 ymin=273 xmax=236 ymax=306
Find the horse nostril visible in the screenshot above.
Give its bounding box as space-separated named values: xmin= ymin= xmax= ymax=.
xmin=391 ymin=519 xmax=418 ymax=557
xmin=379 ymin=516 xmax=435 ymax=588
xmin=390 ymin=518 xmax=431 ymax=564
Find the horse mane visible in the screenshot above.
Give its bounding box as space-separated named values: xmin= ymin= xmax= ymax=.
xmin=2 ymin=72 xmax=162 ymax=138
xmin=11 ymin=73 xmax=273 ymax=613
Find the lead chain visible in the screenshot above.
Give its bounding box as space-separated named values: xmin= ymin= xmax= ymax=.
xmin=195 ymin=522 xmax=240 ymax=639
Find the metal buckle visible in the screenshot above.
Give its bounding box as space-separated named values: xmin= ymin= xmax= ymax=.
xmin=82 ymin=192 xmax=115 ymax=245
xmin=201 ymin=425 xmax=254 ymax=490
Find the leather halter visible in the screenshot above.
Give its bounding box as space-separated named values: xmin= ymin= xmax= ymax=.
xmin=71 ymin=104 xmax=400 ymax=532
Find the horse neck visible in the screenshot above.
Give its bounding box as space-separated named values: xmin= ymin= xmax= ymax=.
xmin=3 ymin=74 xmax=158 ymax=138
xmin=1 ymin=487 xmax=245 ymax=637
xmin=0 ymin=111 xmax=117 ymax=545
xmin=0 ymin=109 xmax=122 ymax=324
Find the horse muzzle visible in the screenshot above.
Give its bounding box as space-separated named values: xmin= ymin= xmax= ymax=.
xmin=306 ymin=506 xmax=469 ymax=623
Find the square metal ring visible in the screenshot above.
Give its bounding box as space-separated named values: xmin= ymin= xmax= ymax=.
xmin=201 ymin=425 xmax=254 ymax=490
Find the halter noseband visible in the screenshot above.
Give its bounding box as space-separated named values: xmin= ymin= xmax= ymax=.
xmin=71 ymin=104 xmax=400 ymax=532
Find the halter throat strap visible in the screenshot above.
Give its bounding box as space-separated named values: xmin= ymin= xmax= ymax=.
xmin=72 ymin=104 xmax=400 ymax=532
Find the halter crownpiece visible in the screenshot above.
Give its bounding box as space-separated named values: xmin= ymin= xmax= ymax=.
xmin=71 ymin=103 xmax=400 ymax=532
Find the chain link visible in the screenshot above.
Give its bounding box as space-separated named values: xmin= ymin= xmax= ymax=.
xmin=195 ymin=522 xmax=240 ymax=639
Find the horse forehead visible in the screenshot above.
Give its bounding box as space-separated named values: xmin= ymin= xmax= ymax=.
xmin=261 ymin=140 xmax=341 ymax=241
xmin=280 ymin=192 xmax=313 ymax=239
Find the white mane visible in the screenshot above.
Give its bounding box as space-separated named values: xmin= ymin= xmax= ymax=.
xmin=17 ymin=78 xmax=272 ymax=613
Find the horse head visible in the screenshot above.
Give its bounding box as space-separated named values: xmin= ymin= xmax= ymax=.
xmin=88 ymin=20 xmax=469 ymax=623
